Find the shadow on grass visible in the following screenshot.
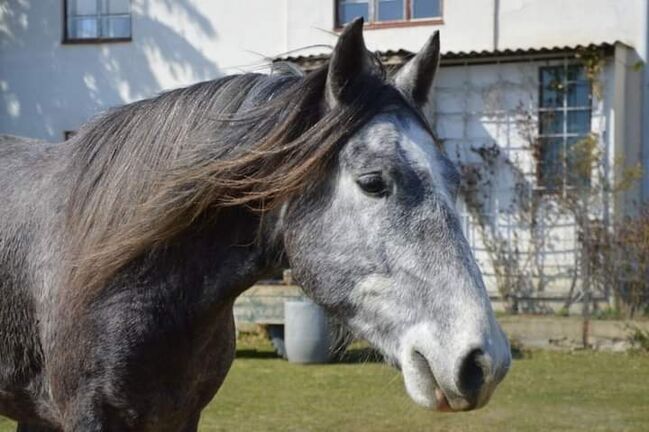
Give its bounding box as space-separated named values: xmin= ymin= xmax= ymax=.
xmin=509 ymin=337 xmax=533 ymax=360
xmin=235 ymin=349 xmax=280 ymax=359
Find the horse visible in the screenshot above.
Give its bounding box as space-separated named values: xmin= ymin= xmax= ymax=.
xmin=0 ymin=18 xmax=511 ymax=431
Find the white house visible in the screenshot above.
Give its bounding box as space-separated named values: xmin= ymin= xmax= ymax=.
xmin=2 ymin=0 xmax=649 ymax=310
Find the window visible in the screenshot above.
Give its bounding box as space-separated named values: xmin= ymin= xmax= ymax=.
xmin=538 ymin=64 xmax=592 ymax=192
xmin=336 ymin=0 xmax=442 ymax=27
xmin=64 ymin=0 xmax=131 ymax=42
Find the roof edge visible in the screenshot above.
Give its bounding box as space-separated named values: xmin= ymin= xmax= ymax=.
xmin=276 ymin=42 xmax=619 ymax=71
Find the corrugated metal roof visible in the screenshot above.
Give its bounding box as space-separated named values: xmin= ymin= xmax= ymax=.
xmin=275 ymin=42 xmax=617 ymax=71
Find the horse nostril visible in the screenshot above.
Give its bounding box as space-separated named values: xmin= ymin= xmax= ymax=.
xmin=458 ymin=349 xmax=486 ymax=398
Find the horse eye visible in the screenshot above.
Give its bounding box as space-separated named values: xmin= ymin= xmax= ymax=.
xmin=356 ymin=173 xmax=388 ymax=197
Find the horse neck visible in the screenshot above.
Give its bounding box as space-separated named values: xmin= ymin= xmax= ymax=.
xmin=138 ymin=207 xmax=285 ymax=308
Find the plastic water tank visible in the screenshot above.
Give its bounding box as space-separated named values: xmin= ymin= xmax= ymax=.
xmin=284 ymin=299 xmax=330 ymax=364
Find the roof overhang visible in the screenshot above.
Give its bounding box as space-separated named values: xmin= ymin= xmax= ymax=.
xmin=275 ymin=42 xmax=618 ymax=72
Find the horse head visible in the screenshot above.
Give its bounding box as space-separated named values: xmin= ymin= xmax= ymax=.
xmin=282 ymin=18 xmax=511 ymax=411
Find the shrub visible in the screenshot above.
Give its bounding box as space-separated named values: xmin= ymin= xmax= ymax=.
xmin=627 ymin=325 xmax=649 ymax=353
xmin=608 ymin=208 xmax=649 ymax=317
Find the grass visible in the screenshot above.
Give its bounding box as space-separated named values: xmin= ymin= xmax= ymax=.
xmin=2 ymin=336 xmax=648 ymax=431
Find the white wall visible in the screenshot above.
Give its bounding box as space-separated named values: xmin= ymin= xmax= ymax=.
xmin=435 ymin=57 xmax=613 ymax=302
xmin=1 ymin=0 xmax=647 ymax=140
xmin=0 ymin=0 xmax=286 ymax=140
xmin=285 ymin=0 xmax=647 ymax=58
xmin=498 ymin=0 xmax=645 ymax=53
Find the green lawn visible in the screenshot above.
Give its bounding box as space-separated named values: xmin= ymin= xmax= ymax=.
xmin=2 ymin=338 xmax=648 ymax=432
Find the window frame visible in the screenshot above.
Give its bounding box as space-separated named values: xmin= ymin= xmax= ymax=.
xmin=334 ymin=0 xmax=444 ymax=30
xmin=536 ymin=60 xmax=593 ymax=194
xmin=62 ymin=0 xmax=132 ymax=44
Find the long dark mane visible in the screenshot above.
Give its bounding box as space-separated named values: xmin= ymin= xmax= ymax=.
xmin=64 ymin=63 xmax=409 ymax=300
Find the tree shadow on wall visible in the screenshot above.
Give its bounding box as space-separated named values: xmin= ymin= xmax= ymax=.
xmin=0 ymin=0 xmax=221 ymax=140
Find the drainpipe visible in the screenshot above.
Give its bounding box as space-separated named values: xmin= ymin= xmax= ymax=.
xmin=493 ymin=0 xmax=500 ymax=51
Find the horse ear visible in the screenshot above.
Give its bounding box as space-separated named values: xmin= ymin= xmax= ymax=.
xmin=326 ymin=17 xmax=372 ymax=108
xmin=393 ymin=31 xmax=441 ymax=109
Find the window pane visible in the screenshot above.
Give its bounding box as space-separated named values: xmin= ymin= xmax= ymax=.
xmin=102 ymin=16 xmax=131 ymax=38
xmin=102 ymin=0 xmax=130 ymax=14
xmin=567 ymin=83 xmax=590 ymax=107
xmin=378 ymin=0 xmax=404 ymax=21
xmin=542 ymin=68 xmax=562 ymax=87
xmin=540 ymin=67 xmax=566 ymax=108
xmin=539 ymin=138 xmax=565 ymax=190
xmin=540 ymin=84 xmax=564 ymax=108
xmin=538 ymin=65 xmax=592 ymax=192
xmin=540 ymin=67 xmax=562 ymax=86
xmin=69 ymin=17 xmax=99 ymax=38
xmin=69 ymin=0 xmax=97 ymax=15
xmin=567 ymin=110 xmax=591 ymax=134
xmin=566 ymin=136 xmax=592 ymax=188
xmin=567 ymin=65 xmax=587 ymax=82
xmin=540 ymin=111 xmax=564 ymax=135
xmin=339 ymin=1 xmax=369 ymax=25
xmin=412 ymin=0 xmax=441 ymax=18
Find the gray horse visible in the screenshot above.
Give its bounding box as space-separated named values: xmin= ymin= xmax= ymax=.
xmin=0 ymin=18 xmax=510 ymax=431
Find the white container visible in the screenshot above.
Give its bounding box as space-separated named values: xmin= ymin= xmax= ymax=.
xmin=284 ymin=299 xmax=330 ymax=364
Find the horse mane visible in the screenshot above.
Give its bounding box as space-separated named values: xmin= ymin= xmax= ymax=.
xmin=64 ymin=62 xmax=408 ymax=301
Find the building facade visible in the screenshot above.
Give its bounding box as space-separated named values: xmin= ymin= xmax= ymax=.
xmin=2 ymin=0 xmax=649 ymax=310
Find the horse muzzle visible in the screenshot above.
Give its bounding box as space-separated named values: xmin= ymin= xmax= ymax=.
xmin=398 ymin=321 xmax=511 ymax=412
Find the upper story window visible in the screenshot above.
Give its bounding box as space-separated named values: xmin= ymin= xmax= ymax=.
xmin=537 ymin=64 xmax=592 ymax=193
xmin=64 ymin=0 xmax=132 ymax=43
xmin=336 ymin=0 xmax=443 ymax=27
